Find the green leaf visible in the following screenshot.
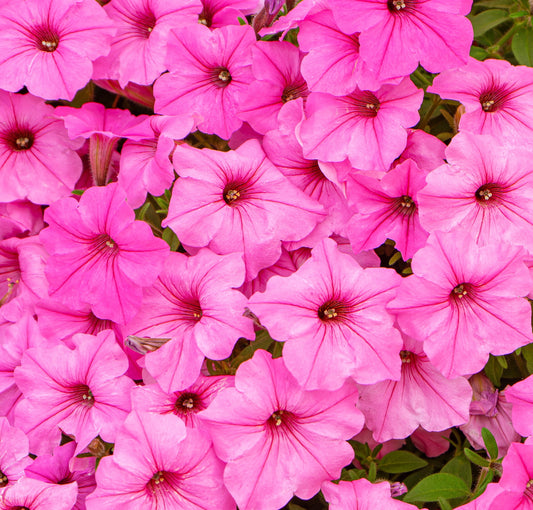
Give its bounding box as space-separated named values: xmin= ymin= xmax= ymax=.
xmin=340 ymin=468 xmax=366 ymax=481
xmin=520 ymin=342 xmax=533 ymax=374
xmin=484 ymin=355 xmax=503 ymax=386
xmin=71 ymin=189 xmax=85 ymax=196
xmin=441 ymin=455 xmax=472 ymax=490
xmin=161 ymin=228 xmax=180 ymax=251
xmin=469 ymin=9 xmax=508 ymax=37
xmin=464 ymin=448 xmax=491 ymax=468
xmin=481 ymin=428 xmax=499 ymax=459
xmin=368 ymin=461 xmax=377 ymax=482
xmin=439 ymin=498 xmax=453 ymax=510
xmin=496 ymin=355 xmax=508 ymax=369
xmin=470 ymin=46 xmax=489 ymax=61
xmin=403 ymin=473 xmax=470 ymax=503
xmin=378 ymin=451 xmax=428 ymax=474
xmin=237 ymin=16 xmax=247 ymax=25
xmin=513 ymin=26 xmax=533 ymax=66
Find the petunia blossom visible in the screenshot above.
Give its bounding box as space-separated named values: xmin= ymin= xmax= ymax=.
xmin=0 ymin=201 xmax=44 ymax=241
xmin=418 ymin=132 xmax=533 ymax=251
xmin=389 ymin=230 xmax=533 ymax=378
xmin=154 ymin=23 xmax=255 ymax=139
xmin=249 ymin=238 xmax=402 ymax=390
xmin=429 ymin=58 xmax=533 ymax=140
xmin=358 ymin=336 xmax=472 ymax=442
xmin=14 ymin=330 xmax=135 ymax=456
xmin=322 ymin=478 xmax=419 ymax=510
xmin=0 ymin=91 xmax=82 ymax=205
xmin=40 ymin=183 xmax=169 ymax=324
xmin=201 ymin=349 xmax=364 ymax=510
xmin=0 ymin=417 xmax=32 ymax=490
xmin=0 ymin=0 xmax=115 ymax=100
xmin=163 ymin=139 xmax=324 ymax=280
xmin=300 ymin=77 xmax=423 ymax=170
xmin=328 ymin=0 xmax=473 ymax=81
xmin=126 ymin=249 xmax=254 ymax=392
xmin=86 ymin=411 xmax=234 ymax=510
xmin=505 ymin=374 xmax=533 ymax=438
xmin=0 ymin=477 xmax=77 ymax=510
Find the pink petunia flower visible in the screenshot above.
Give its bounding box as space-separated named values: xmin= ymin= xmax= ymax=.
xmin=126 ymin=249 xmax=253 ymax=392
xmin=429 ymin=58 xmax=533 ymax=139
xmin=0 ymin=477 xmax=77 ymax=510
xmin=154 ymin=23 xmax=255 ymax=139
xmin=132 ymin=373 xmax=234 ymax=430
xmin=56 ymin=103 xmax=152 ymax=187
xmin=345 ymin=159 xmax=429 ymax=259
xmin=86 ymin=411 xmax=234 ymax=510
xmin=394 ymin=129 xmax=446 ymax=172
xmin=328 ymin=0 xmax=473 ymax=81
xmin=0 ymin=91 xmax=82 ymax=205
xmin=94 ymin=0 xmax=202 ymax=87
xmin=238 ymin=41 xmax=309 ymax=134
xmin=14 ymin=330 xmax=134 ymax=456
xmin=460 ymin=374 xmax=519 ymax=456
xmin=389 ymin=230 xmax=533 ymax=378
xmin=418 ymin=133 xmax=533 ymax=250
xmin=358 ymin=336 xmax=472 ymax=442
xmin=0 ymin=0 xmax=115 ymax=100
xmin=201 ymin=349 xmax=364 ymax=510
xmin=249 ymin=238 xmax=402 ymax=390
xmin=163 ymin=139 xmax=324 ymax=280
xmin=0 ymin=202 xmax=44 ymax=242
xmin=505 ymin=374 xmax=533 ymax=438
xmin=40 ymin=183 xmax=169 ymax=324
xmin=25 ymin=442 xmax=96 ymax=510
xmin=322 ymin=478 xmax=419 ymax=510
xmin=198 ymin=0 xmax=259 ymax=28
xmin=300 ymin=77 xmax=423 ymax=170
xmin=0 ymin=418 xmax=32 ymax=490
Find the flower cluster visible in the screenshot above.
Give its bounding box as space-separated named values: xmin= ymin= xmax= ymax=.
xmin=1 ymin=0 xmax=533 ymax=509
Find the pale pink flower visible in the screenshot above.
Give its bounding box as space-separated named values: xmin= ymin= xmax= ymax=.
xmin=163 ymin=140 xmax=324 ymax=280
xmin=249 ymin=238 xmax=402 ymax=390
xmin=86 ymin=411 xmax=234 ymax=510
xmin=239 ymin=41 xmax=309 ymax=134
xmin=126 ymin=249 xmax=253 ymax=392
xmin=14 ymin=330 xmax=134 ymax=456
xmin=132 ymin=373 xmax=234 ymax=430
xmin=0 ymin=418 xmax=32 ymax=490
xmin=418 ymin=133 xmax=533 ymax=250
xmin=40 ymin=183 xmax=169 ymax=324
xmin=0 ymin=477 xmax=77 ymax=510
xmin=201 ymin=350 xmax=364 ymax=510
xmin=328 ymin=0 xmax=472 ymax=81
xmin=322 ymin=478 xmax=419 ymax=510
xmin=389 ymin=230 xmax=533 ymax=378
xmin=25 ymin=442 xmax=96 ymax=510
xmin=359 ymin=336 xmax=471 ymax=442
xmin=429 ymin=58 xmax=533 ymax=139
xmin=460 ymin=374 xmax=519 ymax=456
xmin=95 ymin=0 xmax=202 ymax=87
xmin=0 ymin=0 xmax=115 ymax=100
xmin=0 ymin=91 xmax=82 ymax=205
xmin=345 ymin=159 xmax=429 ymax=259
xmin=300 ymin=77 xmax=423 ymax=170
xmin=410 ymin=428 xmax=452 ymax=458
xmin=154 ymin=24 xmax=255 ymax=139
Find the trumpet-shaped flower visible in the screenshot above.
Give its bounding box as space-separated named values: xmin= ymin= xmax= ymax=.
xmin=389 ymin=230 xmax=533 ymax=378
xmin=0 ymin=417 xmax=32 ymax=490
xmin=40 ymin=183 xmax=169 ymax=324
xmin=250 ymin=238 xmax=402 ymax=390
xmin=201 ymin=350 xmax=364 ymax=510
xmin=0 ymin=0 xmax=115 ymax=100
xmin=14 ymin=330 xmax=134 ymax=456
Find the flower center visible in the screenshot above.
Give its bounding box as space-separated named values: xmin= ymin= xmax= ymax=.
xmin=32 ymin=25 xmax=60 ymax=52
xmin=475 ymin=183 xmax=504 ymax=206
xmin=479 ymin=86 xmax=511 ymax=113
xmin=318 ymin=300 xmax=350 ymax=322
xmin=223 ymin=183 xmax=245 ymax=206
xmin=211 ymin=67 xmax=232 ymax=88
xmin=198 ymin=6 xmax=213 ymax=26
xmin=175 ymin=297 xmax=203 ymax=323
xmin=281 ymin=81 xmax=309 ymax=103
xmin=267 ymin=409 xmax=296 ymax=431
xmin=2 ymin=128 xmax=35 ymax=152
xmin=133 ymin=10 xmax=157 ymax=38
xmin=351 ymin=91 xmax=381 ymax=118
xmin=393 ymin=195 xmax=416 ymax=216
xmin=451 ymin=283 xmax=472 ymax=302
xmin=92 ymin=234 xmax=119 ymax=256
xmin=174 ymin=392 xmax=204 ymax=416
xmin=70 ymin=384 xmax=95 ymax=408
xmin=149 ymin=471 xmax=166 ymax=490
xmin=400 ymin=350 xmax=414 ymax=363
xmin=0 ymin=471 xmax=8 ymax=488
xmin=387 ymin=0 xmax=416 ymax=13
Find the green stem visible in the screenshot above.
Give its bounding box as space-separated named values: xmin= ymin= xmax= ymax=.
xmin=411 ymin=68 xmax=432 ymax=89
xmin=488 ymin=22 xmax=525 ymax=54
xmin=417 ymin=95 xmax=442 ymax=131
